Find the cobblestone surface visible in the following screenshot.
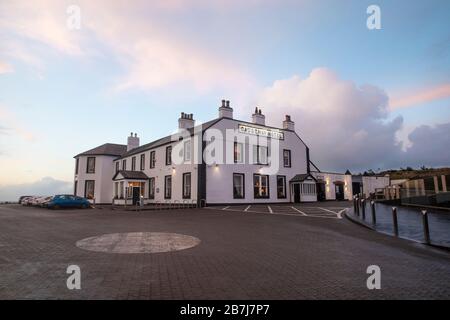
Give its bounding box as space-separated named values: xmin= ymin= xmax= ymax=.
xmin=0 ymin=203 xmax=450 ymax=299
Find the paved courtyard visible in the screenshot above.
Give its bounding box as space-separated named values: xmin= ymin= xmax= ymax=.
xmin=1 ymin=202 xmax=450 ymax=299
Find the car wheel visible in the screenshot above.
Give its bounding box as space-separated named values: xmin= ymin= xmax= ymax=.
xmin=54 ymin=205 xmax=60 ymax=210
xmin=81 ymin=204 xmax=88 ymax=209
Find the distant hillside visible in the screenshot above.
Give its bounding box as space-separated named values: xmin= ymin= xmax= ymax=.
xmin=379 ymin=167 xmax=450 ymax=180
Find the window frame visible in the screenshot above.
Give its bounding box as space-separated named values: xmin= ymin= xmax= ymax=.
xmin=131 ymin=156 xmax=136 ymax=171
xmin=140 ymin=154 xmax=145 ymax=171
xmin=164 ymin=175 xmax=172 ymax=199
xmin=75 ymin=158 xmax=79 ymax=175
xmin=183 ymin=140 xmax=191 ymax=162
xmin=253 ymin=174 xmax=270 ymax=199
xmin=84 ymin=180 xmax=95 ymax=199
xmin=148 ymin=177 xmax=155 ymax=199
xmin=86 ymin=157 xmax=96 ymax=174
xmin=149 ymin=151 xmax=156 ymax=169
xmin=276 ymin=175 xmax=287 ymax=199
xmin=182 ymin=172 xmax=191 ymax=199
xmin=122 ymin=159 xmax=127 ymax=171
xmin=253 ymin=145 xmax=269 ymax=165
xmin=234 ymin=142 xmax=244 ymax=164
xmin=74 ymin=180 xmax=78 ymax=196
xmin=233 ymin=173 xmax=245 ymax=199
xmin=283 ymin=149 xmax=291 ymax=168
xmin=115 ymin=161 xmax=119 ymax=173
xmin=166 ymin=146 xmax=172 ymax=165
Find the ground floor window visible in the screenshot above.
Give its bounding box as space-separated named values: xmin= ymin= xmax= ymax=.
xmin=233 ymin=173 xmax=245 ymax=199
xmin=277 ymin=175 xmax=286 ymax=198
xmin=74 ymin=181 xmax=78 ymax=196
xmin=85 ymin=180 xmax=95 ymax=199
xmin=183 ymin=173 xmax=191 ymax=199
xmin=301 ymin=183 xmax=316 ymax=195
xmin=119 ymin=181 xmax=124 ymax=198
xmin=164 ymin=175 xmax=172 ymax=199
xmin=114 ymin=182 xmax=119 ymax=198
xmin=254 ymin=174 xmax=269 ymax=198
xmin=149 ymin=177 xmax=155 ymax=199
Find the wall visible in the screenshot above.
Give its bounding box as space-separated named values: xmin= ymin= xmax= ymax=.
xmin=205 ymin=118 xmax=309 ymax=204
xmin=312 ymin=172 xmax=353 ymax=200
xmin=362 ymin=176 xmax=390 ymax=198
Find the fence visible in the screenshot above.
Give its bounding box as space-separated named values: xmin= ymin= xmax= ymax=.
xmin=351 ymin=195 xmax=450 ymax=247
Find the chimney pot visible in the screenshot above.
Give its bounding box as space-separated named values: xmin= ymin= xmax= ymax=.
xmin=226 ymin=100 xmax=230 ymax=108
xmin=221 ymin=99 xmax=225 ymax=107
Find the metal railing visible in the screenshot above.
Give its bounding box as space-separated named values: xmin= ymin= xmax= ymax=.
xmin=352 ymin=196 xmax=432 ymax=245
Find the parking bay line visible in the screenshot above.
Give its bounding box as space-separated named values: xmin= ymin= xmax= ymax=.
xmin=291 ymin=206 xmax=307 ymax=216
xmin=244 ymin=205 xmax=251 ymax=212
xmin=268 ymin=206 xmax=273 ymax=214
xmin=318 ymin=207 xmax=342 ymax=218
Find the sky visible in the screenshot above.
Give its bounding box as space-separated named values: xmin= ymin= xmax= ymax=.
xmin=0 ymin=0 xmax=449 ymax=200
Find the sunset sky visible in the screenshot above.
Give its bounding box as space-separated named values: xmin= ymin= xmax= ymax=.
xmin=0 ymin=0 xmax=449 ymax=199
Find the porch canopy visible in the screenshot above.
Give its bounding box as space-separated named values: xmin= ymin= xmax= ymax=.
xmin=290 ymin=173 xmax=317 ymax=183
xmin=112 ymin=170 xmax=149 ymax=201
xmin=113 ymin=170 xmax=149 ymax=181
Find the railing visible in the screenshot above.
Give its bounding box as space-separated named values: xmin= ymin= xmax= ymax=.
xmin=352 ymin=196 xmax=435 ymax=245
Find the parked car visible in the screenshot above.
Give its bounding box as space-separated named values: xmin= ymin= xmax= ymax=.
xmin=37 ymin=196 xmax=53 ymax=207
xmin=47 ymin=195 xmax=91 ymax=209
xmin=18 ymin=196 xmax=32 ymax=204
xmin=21 ymin=196 xmax=35 ymax=206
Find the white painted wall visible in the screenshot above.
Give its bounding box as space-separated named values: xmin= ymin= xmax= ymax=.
xmin=74 ymin=155 xmax=116 ymax=204
xmin=205 ymin=118 xmax=309 ymax=204
xmin=311 ymin=172 xmax=353 ymax=200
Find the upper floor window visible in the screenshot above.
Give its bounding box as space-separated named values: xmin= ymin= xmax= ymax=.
xmin=131 ymin=156 xmax=136 ymax=171
xmin=140 ymin=154 xmax=145 ymax=171
xmin=150 ymin=151 xmax=156 ymax=169
xmin=234 ymin=142 xmax=244 ymax=163
xmin=86 ymin=157 xmax=96 ymax=174
xmin=166 ymin=146 xmax=172 ymax=165
xmin=122 ymin=159 xmax=126 ymax=171
xmin=115 ymin=162 xmax=119 ymax=173
xmin=283 ymin=149 xmax=291 ymax=167
xmin=184 ymin=141 xmax=191 ymax=162
xmin=253 ymin=145 xmax=268 ymax=165
xmin=75 ymin=158 xmax=79 ymax=175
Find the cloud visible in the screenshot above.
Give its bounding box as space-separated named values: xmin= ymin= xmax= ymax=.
xmin=403 ymin=122 xmax=450 ymax=168
xmin=389 ymin=83 xmax=450 ymax=110
xmin=0 ymin=0 xmax=254 ymax=93
xmin=254 ymin=68 xmax=406 ymax=171
xmin=0 ymin=177 xmax=72 ymax=202
xmin=0 ymin=105 xmax=37 ymax=142
xmin=0 ymin=61 xmax=14 ymax=74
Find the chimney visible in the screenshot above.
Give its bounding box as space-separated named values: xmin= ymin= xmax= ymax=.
xmin=218 ymin=99 xmax=233 ymax=118
xmin=178 ymin=112 xmax=195 ymax=130
xmin=252 ymin=107 xmax=265 ymax=126
xmin=282 ymin=115 xmax=295 ymax=131
xmin=127 ymin=132 xmax=140 ymax=151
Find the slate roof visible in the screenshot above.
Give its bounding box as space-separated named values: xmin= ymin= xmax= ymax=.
xmin=113 ymin=170 xmax=149 ymax=180
xmin=117 ymin=118 xmax=221 ymax=159
xmin=290 ymin=173 xmax=317 ymax=183
xmin=75 ymin=143 xmax=127 ymax=158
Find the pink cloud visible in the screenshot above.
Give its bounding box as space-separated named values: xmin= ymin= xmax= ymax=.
xmin=389 ymin=83 xmax=450 ymax=110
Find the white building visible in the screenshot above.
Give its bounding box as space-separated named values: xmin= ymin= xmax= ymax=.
xmin=74 ymin=100 xmax=385 ymax=205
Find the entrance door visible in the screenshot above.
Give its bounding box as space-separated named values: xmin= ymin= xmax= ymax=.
xmin=317 ymin=182 xmax=326 ymax=201
xmin=293 ymin=184 xmax=301 ymax=203
xmin=132 ymin=187 xmax=140 ymax=205
xmin=335 ymin=184 xmax=344 ymax=201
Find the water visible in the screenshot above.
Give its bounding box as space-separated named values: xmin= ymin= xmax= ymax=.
xmin=349 ymin=202 xmax=450 ymax=247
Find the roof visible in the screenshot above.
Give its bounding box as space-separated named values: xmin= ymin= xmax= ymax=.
xmin=290 ymin=173 xmax=317 ymax=183
xmin=117 ymin=118 xmax=221 ymax=159
xmin=113 ymin=170 xmax=149 ymax=180
xmin=75 ymin=143 xmax=127 ymax=158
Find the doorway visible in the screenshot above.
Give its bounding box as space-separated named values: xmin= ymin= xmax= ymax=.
xmin=335 ymin=183 xmax=344 ymax=201
xmin=132 ymin=187 xmax=140 ymax=205
xmin=293 ymin=183 xmax=301 ymax=203
xmin=317 ymin=182 xmax=326 ymax=201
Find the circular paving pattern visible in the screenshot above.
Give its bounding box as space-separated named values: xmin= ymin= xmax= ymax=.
xmin=76 ymin=232 xmax=200 ymax=254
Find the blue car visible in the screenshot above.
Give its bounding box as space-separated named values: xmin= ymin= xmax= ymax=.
xmin=47 ymin=195 xmax=91 ymax=209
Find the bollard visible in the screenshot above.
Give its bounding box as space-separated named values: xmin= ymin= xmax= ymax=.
xmin=392 ymin=207 xmax=399 ymax=236
xmin=361 ymin=199 xmax=366 ymax=220
xmin=371 ymin=200 xmax=376 ymax=225
xmin=421 ymin=210 xmax=430 ymax=245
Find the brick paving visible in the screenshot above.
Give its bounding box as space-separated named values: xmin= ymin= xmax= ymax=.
xmin=0 ymin=203 xmax=450 ymax=299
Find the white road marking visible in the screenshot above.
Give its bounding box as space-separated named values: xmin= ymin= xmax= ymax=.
xmin=291 ymin=206 xmax=307 ymax=216
xmin=244 ymin=205 xmax=251 ymax=212
xmin=268 ymin=206 xmax=273 ymax=213
xmin=337 ymin=208 xmax=346 ymax=219
xmin=222 ymin=206 xmax=230 ymax=210
xmin=318 ymin=207 xmax=342 ymax=218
